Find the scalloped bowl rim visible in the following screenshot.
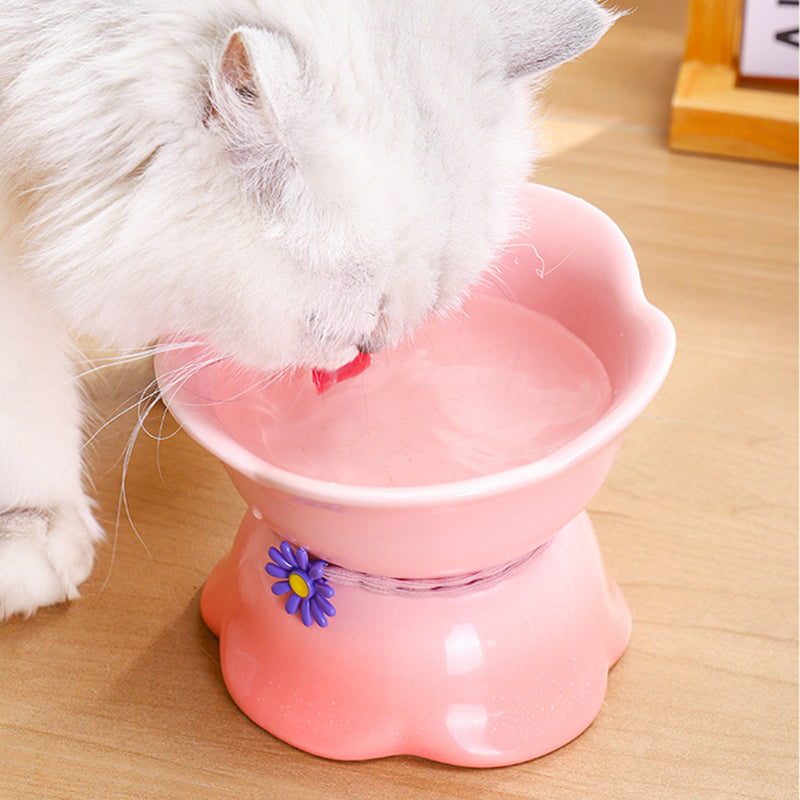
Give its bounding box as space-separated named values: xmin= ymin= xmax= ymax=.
xmin=156 ymin=185 xmax=675 ymax=509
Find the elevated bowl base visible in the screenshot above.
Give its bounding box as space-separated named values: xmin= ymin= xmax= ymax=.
xmin=201 ymin=509 xmax=630 ymax=767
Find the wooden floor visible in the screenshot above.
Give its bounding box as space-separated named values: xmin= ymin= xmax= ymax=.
xmin=2 ymin=2 xmax=797 ymax=798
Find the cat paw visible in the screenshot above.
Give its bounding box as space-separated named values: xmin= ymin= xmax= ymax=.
xmin=0 ymin=506 xmax=103 ymax=620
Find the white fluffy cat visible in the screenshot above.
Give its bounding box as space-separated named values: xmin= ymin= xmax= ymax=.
xmin=0 ymin=0 xmax=615 ymax=619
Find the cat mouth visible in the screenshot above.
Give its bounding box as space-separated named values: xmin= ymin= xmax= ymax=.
xmin=355 ymin=326 xmax=388 ymax=356
xmin=306 ymin=296 xmax=393 ymax=364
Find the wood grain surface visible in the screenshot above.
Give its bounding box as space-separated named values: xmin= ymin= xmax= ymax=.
xmin=2 ymin=2 xmax=797 ymax=798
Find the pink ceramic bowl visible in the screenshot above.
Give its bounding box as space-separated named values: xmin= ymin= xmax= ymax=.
xmin=156 ymin=183 xmax=675 ymax=766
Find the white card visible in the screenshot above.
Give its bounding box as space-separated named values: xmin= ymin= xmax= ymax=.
xmin=740 ymin=0 xmax=799 ymax=80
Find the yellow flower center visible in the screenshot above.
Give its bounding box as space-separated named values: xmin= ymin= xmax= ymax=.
xmin=289 ymin=571 xmax=311 ymax=598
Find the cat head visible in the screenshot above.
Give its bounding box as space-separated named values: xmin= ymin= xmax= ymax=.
xmin=11 ymin=1 xmax=616 ymax=371
xmin=187 ymin=0 xmax=617 ymax=370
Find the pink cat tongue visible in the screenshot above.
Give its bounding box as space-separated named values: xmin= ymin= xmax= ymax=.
xmin=312 ymin=351 xmax=372 ymax=394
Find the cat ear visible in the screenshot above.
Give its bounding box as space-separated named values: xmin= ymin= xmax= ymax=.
xmin=212 ymin=26 xmax=303 ymax=139
xmin=497 ymin=0 xmax=620 ymax=79
xmin=210 ymin=27 xmax=305 ymax=200
xmin=220 ymin=30 xmax=260 ymax=104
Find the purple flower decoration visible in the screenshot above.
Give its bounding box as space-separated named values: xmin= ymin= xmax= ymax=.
xmin=266 ymin=541 xmax=336 ymax=628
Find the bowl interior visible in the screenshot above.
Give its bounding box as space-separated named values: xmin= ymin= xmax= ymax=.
xmin=156 ymin=184 xmax=675 ymax=505
xmin=186 ymin=296 xmax=614 ymax=487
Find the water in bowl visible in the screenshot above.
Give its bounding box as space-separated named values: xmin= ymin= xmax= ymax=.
xmin=210 ymin=294 xmax=613 ymax=488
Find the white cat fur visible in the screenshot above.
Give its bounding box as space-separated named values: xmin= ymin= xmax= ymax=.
xmin=0 ymin=0 xmax=616 ymax=618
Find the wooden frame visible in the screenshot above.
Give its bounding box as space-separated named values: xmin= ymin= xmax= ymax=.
xmin=670 ymin=0 xmax=798 ymax=164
